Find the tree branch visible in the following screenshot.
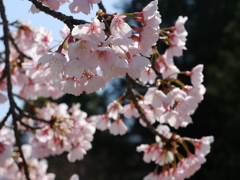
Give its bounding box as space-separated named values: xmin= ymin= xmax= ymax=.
xmin=18 ymin=119 xmax=43 ymax=130
xmin=13 ymin=115 xmax=31 ymax=180
xmin=98 ymin=1 xmax=107 ymax=13
xmin=0 ymin=0 xmax=14 ymax=107
xmin=126 ymin=74 xmax=169 ymax=142
xmin=9 ymin=34 xmax=32 ymax=60
xmin=0 ymin=2 xmax=30 ymax=178
xmin=28 ymin=0 xmax=88 ymax=30
xmin=15 ymin=106 xmax=51 ymax=124
xmin=0 ymin=109 xmax=11 ymax=130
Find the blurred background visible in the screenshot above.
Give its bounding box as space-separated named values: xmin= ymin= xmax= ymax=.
xmin=2 ymin=0 xmax=240 ymax=179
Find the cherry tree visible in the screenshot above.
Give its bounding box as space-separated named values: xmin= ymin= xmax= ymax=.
xmin=0 ymin=0 xmax=213 ymax=179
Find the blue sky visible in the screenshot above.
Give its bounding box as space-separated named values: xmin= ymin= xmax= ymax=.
xmin=0 ymin=0 xmax=122 ymax=119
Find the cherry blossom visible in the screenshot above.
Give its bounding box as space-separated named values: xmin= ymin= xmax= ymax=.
xmin=69 ymin=0 xmax=101 ymax=15
xmin=109 ymin=118 xmax=128 ymax=135
xmin=189 ymin=64 xmax=204 ymax=87
xmin=107 ymin=100 xmax=123 ymax=120
xmin=139 ymin=67 xmax=157 ymax=85
xmin=0 ymin=0 xmax=214 ymax=179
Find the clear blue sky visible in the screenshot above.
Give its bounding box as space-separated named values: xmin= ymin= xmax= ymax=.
xmin=0 ymin=0 xmax=122 ymax=119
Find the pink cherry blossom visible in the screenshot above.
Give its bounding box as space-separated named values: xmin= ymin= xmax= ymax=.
xmin=174 ymin=16 xmax=188 ymax=38
xmin=69 ymin=0 xmax=101 ymax=15
xmin=143 ymin=171 xmax=159 ymax=180
xmin=64 ymin=60 xmax=84 ymax=78
xmin=61 ymin=78 xmax=84 ymax=96
xmin=72 ymin=17 xmax=105 ymax=43
xmin=139 ymin=67 xmax=157 ymax=85
xmin=30 ymin=0 xmax=69 ymax=13
xmin=109 ymin=119 xmax=128 ymax=135
xmin=122 ymin=102 xmax=140 ymax=119
xmin=167 ymin=16 xmax=188 ymax=57
xmin=95 ymin=114 xmax=111 ymax=131
xmin=194 ymin=136 xmax=214 ymax=157
xmin=67 ymin=140 xmax=91 ymax=162
xmin=69 ymin=174 xmax=79 ymax=180
xmin=84 ymin=75 xmax=106 ymax=94
xmin=144 ymin=87 xmax=166 ymax=108
xmin=110 ymin=14 xmax=132 ymax=39
xmin=136 ymin=143 xmax=159 ymax=163
xmin=107 ymin=100 xmax=123 ymax=120
xmin=128 ymin=55 xmax=151 ymax=79
xmin=0 ymin=142 xmax=12 ymax=166
xmin=155 ymin=52 xmax=180 ymax=79
xmin=142 ymin=0 xmax=159 ymax=21
xmin=134 ymin=0 xmax=161 ymax=29
xmin=38 ymin=52 xmax=67 ymax=73
xmin=190 ymin=64 xmax=204 ymax=87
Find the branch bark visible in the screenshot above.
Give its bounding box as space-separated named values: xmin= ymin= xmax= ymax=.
xmin=28 ymin=0 xmax=88 ymax=30
xmin=0 ymin=1 xmax=30 ymax=179
xmin=98 ymin=1 xmax=107 ymax=13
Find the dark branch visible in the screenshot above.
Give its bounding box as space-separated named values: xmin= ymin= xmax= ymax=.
xmin=98 ymin=1 xmax=107 ymax=13
xmin=0 ymin=0 xmax=14 ymax=105
xmin=13 ymin=115 xmax=31 ymax=180
xmin=28 ymin=0 xmax=88 ymax=30
xmin=0 ymin=1 xmax=31 ymax=179
xmin=15 ymin=106 xmax=51 ymax=124
xmin=126 ymin=74 xmax=150 ymax=90
xmin=0 ymin=109 xmax=11 ymax=130
xmin=9 ymin=34 xmax=33 ymax=60
xmin=18 ymin=119 xmax=43 ymax=130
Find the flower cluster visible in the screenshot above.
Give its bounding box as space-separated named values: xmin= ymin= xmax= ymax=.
xmin=137 ymin=126 xmax=214 ymax=180
xmin=37 ymin=0 xmax=162 ymax=96
xmin=0 ymin=102 xmax=91 ymax=179
xmin=0 ymin=0 xmax=214 ymax=179
xmin=29 ymin=103 xmax=95 ymax=162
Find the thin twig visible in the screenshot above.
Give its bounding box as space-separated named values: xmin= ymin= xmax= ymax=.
xmin=28 ymin=0 xmax=88 ymax=30
xmin=9 ymin=34 xmax=33 ymax=60
xmin=18 ymin=119 xmax=43 ymax=130
xmin=126 ymin=75 xmax=150 ymax=90
xmin=0 ymin=109 xmax=11 ymax=130
xmin=17 ymin=108 xmax=51 ymax=124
